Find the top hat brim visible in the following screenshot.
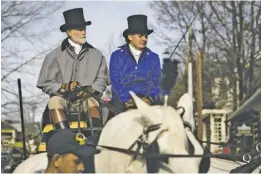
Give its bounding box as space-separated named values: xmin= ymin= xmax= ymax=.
xmin=123 ymin=28 xmax=153 ymax=38
xmin=60 ymin=21 xmax=91 ymax=32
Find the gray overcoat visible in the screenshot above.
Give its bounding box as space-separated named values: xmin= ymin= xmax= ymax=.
xmin=37 ymin=38 xmax=108 ymax=96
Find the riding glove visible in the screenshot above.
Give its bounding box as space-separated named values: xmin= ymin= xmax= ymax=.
xmin=125 ymin=98 xmax=136 ymax=110
xmin=61 ymin=81 xmax=79 ymax=92
xmin=142 ymin=96 xmax=153 ymax=105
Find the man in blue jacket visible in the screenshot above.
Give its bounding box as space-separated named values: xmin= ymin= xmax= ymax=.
xmin=109 ymin=14 xmax=161 ymax=113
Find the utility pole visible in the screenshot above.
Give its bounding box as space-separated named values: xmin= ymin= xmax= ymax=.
xmin=259 ymin=24 xmax=261 ymax=50
xmin=196 ymin=50 xmax=203 ymax=141
xmin=31 ymin=104 xmax=36 ymax=124
xmin=188 ymin=27 xmax=193 ymax=97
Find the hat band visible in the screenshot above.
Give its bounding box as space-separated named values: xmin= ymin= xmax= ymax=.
xmin=60 ymin=21 xmax=91 ymax=32
xmin=128 ymin=29 xmax=151 ymax=34
xmin=123 ymin=28 xmax=153 ymax=38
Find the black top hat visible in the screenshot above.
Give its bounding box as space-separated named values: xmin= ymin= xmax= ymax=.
xmin=60 ymin=8 xmax=91 ymax=32
xmin=123 ymin=15 xmax=153 ymax=38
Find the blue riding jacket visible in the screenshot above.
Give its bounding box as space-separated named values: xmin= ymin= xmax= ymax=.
xmin=109 ymin=44 xmax=161 ymax=103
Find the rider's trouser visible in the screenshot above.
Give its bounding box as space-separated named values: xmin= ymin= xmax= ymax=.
xmin=48 ymin=96 xmax=101 ymax=129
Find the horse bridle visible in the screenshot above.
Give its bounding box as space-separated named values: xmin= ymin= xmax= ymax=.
xmin=90 ymin=110 xmax=193 ymax=173
xmin=125 ymin=123 xmax=170 ymax=173
xmin=89 ymin=123 xmax=171 ymax=173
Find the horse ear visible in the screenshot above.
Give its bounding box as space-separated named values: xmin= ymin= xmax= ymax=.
xmin=129 ymin=91 xmax=149 ymax=109
xmin=177 ymin=93 xmax=195 ymax=132
xmin=129 ymin=91 xmax=157 ymax=126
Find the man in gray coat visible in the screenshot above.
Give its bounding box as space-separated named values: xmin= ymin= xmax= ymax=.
xmin=37 ymin=8 xmax=108 ymax=129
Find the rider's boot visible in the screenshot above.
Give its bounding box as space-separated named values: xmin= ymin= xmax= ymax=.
xmin=49 ymin=109 xmax=70 ymax=129
xmin=89 ymin=106 xmax=102 ymax=127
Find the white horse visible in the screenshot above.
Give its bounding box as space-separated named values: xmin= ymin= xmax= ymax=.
xmin=13 ymin=92 xmax=204 ymax=173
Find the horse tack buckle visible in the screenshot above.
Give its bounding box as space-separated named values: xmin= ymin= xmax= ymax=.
xmin=76 ymin=132 xmax=86 ymax=145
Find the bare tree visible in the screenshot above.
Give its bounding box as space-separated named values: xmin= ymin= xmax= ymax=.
xmin=206 ymin=1 xmax=261 ymax=105
xmin=103 ymin=33 xmax=125 ymax=64
xmin=150 ymin=1 xmax=261 ymax=110
xmin=1 ymin=1 xmax=64 ymax=121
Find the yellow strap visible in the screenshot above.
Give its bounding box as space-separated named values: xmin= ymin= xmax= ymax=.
xmin=42 ymin=121 xmax=87 ymax=133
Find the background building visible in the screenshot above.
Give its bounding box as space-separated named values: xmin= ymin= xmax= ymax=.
xmin=202 ymin=109 xmax=231 ymax=153
xmin=227 ymin=88 xmax=261 ymax=154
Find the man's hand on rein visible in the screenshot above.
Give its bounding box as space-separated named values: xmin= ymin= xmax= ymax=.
xmin=76 ymin=86 xmax=94 ymax=98
xmin=125 ymin=96 xmax=153 ymax=111
xmin=57 ymin=81 xmax=82 ymax=101
xmin=59 ymin=81 xmax=80 ymax=93
xmin=142 ymin=96 xmax=153 ymax=105
xmin=125 ymin=98 xmax=136 ymax=110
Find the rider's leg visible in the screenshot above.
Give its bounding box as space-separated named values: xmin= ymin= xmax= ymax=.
xmin=107 ymin=93 xmax=125 ymax=123
xmin=83 ymin=97 xmax=101 ymax=127
xmin=48 ymin=96 xmax=70 ymax=129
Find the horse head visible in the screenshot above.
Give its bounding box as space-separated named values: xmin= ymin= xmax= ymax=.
xmin=129 ymin=91 xmax=204 ymax=173
xmin=95 ymin=92 xmax=205 ymax=173
xmin=130 ymin=91 xmax=188 ymax=152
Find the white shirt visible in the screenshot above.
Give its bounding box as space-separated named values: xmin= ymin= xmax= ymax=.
xmin=68 ymin=38 xmax=82 ymax=55
xmin=129 ymin=44 xmax=142 ymax=63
